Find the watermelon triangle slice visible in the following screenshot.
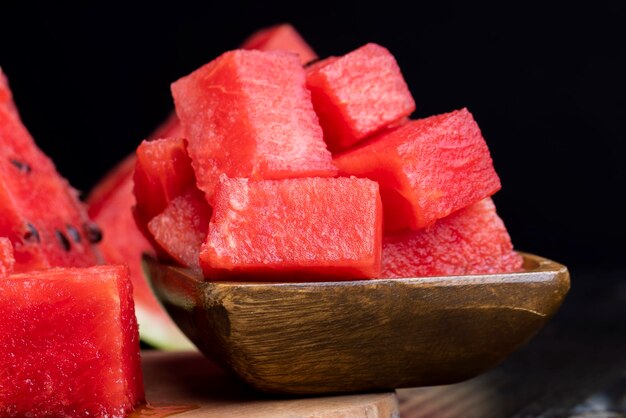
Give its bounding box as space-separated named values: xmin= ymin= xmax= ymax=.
xmin=0 ymin=68 xmax=101 ymax=271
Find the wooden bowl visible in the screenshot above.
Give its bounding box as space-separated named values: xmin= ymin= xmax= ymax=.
xmin=144 ymin=253 xmax=569 ymax=395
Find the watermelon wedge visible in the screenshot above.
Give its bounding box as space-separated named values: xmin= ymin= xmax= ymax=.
xmin=382 ymin=198 xmax=523 ymax=278
xmin=88 ymin=168 xmax=194 ymax=350
xmin=0 ymin=70 xmax=101 ymax=272
xmin=334 ymin=108 xmax=501 ymax=231
xmin=0 ymin=265 xmax=144 ymax=417
xmin=201 ymin=176 xmax=382 ymax=280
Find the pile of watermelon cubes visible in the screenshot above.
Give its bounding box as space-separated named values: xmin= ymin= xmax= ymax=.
xmin=133 ymin=25 xmax=522 ymax=281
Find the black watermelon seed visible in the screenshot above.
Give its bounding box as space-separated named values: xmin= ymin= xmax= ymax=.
xmin=66 ymin=225 xmax=81 ymax=243
xmin=23 ymin=223 xmax=40 ymax=243
xmin=55 ymin=229 xmax=71 ymax=252
xmin=83 ymin=222 xmax=103 ymax=244
xmin=10 ymin=159 xmax=31 ymax=173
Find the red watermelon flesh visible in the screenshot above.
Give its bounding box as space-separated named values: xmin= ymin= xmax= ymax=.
xmin=334 ymin=108 xmax=501 ymax=232
xmin=382 ymin=198 xmax=523 ymax=278
xmin=148 ymin=187 xmax=211 ymax=271
xmin=0 ymin=265 xmax=144 ymax=417
xmin=133 ymin=137 xmax=196 ymax=228
xmin=201 ymin=176 xmax=382 ymax=280
xmin=171 ymin=49 xmax=337 ymax=201
xmin=0 ymin=72 xmax=101 ymax=272
xmin=306 ymin=43 xmax=415 ymax=152
xmin=241 ymin=23 xmax=318 ymax=64
xmin=0 ymin=237 xmax=14 ymax=278
xmin=0 ymin=68 xmax=18 ymax=119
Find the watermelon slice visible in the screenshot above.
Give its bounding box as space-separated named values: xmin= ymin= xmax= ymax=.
xmin=0 ymin=237 xmax=14 ymax=278
xmin=306 ymin=43 xmax=415 ymax=152
xmin=0 ymin=71 xmax=101 ymax=272
xmin=334 ymin=108 xmax=501 ymax=231
xmin=171 ymin=49 xmax=337 ymax=200
xmin=241 ymin=23 xmax=318 ymax=64
xmin=382 ymin=198 xmax=523 ymax=278
xmin=201 ymin=176 xmax=382 ymax=280
xmin=147 ymin=187 xmax=211 ymax=271
xmin=0 ymin=265 xmax=144 ymax=417
xmin=88 ymin=169 xmax=194 ymax=350
xmin=87 ymin=124 xmax=194 ymax=350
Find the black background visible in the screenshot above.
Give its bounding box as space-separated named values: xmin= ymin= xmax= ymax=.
xmin=1 ymin=3 xmax=624 ymax=271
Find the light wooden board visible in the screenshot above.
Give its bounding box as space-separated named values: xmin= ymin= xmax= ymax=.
xmin=133 ymin=351 xmax=399 ymax=417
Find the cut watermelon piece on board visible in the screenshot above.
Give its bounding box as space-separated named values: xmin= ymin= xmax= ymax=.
xmin=0 ymin=71 xmax=101 ymax=272
xmin=0 ymin=237 xmax=14 ymax=278
xmin=382 ymin=198 xmax=523 ymax=278
xmin=307 ymin=43 xmax=415 ymax=152
xmin=0 ymin=265 xmax=144 ymax=417
xmin=201 ymin=176 xmax=382 ymax=280
xmin=334 ymin=108 xmax=501 ymax=231
xmin=148 ymin=187 xmax=211 ymax=271
xmin=133 ymin=137 xmax=197 ymax=228
xmin=172 ymin=49 xmax=337 ymax=200
xmin=241 ymin=23 xmax=318 ymax=64
xmin=89 ymin=169 xmax=194 ymax=350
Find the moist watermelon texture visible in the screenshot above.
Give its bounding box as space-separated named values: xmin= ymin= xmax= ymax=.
xmin=0 ymin=237 xmax=14 ymax=278
xmin=0 ymin=265 xmax=144 ymax=417
xmin=306 ymin=43 xmax=415 ymax=152
xmin=382 ymin=198 xmax=523 ymax=278
xmin=334 ymin=108 xmax=501 ymax=232
xmin=201 ymin=176 xmax=382 ymax=280
xmin=241 ymin=23 xmax=318 ymax=64
xmin=133 ymin=137 xmax=197 ymax=228
xmin=148 ymin=187 xmax=211 ymax=271
xmin=171 ymin=49 xmax=337 ymax=201
xmin=0 ymin=70 xmax=101 ymax=271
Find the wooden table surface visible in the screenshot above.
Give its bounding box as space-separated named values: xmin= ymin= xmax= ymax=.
xmin=135 ymin=351 xmax=398 ymax=417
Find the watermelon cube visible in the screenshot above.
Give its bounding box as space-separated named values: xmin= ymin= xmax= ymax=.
xmin=334 ymin=108 xmax=501 ymax=231
xmin=133 ymin=137 xmax=197 ymax=226
xmin=382 ymin=198 xmax=523 ymax=278
xmin=171 ymin=49 xmax=337 ymax=200
xmin=306 ymin=43 xmax=415 ymax=152
xmin=148 ymin=187 xmax=211 ymax=271
xmin=241 ymin=23 xmax=318 ymax=64
xmin=0 ymin=72 xmax=101 ymax=272
xmin=201 ymin=176 xmax=382 ymax=280
xmin=0 ymin=265 xmax=144 ymax=417
xmin=0 ymin=237 xmax=14 ymax=278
